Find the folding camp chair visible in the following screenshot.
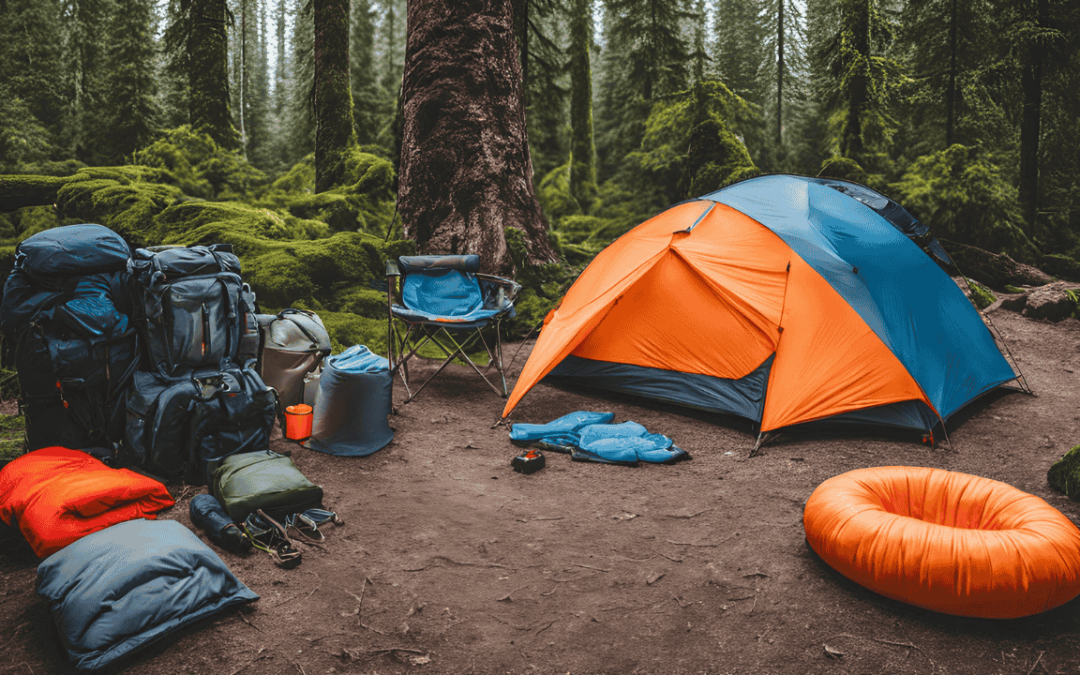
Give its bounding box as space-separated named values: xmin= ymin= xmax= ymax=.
xmin=386 ymin=255 xmax=520 ymax=403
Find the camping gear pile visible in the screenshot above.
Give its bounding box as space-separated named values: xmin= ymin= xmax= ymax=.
xmin=0 ymin=223 xmax=359 ymax=671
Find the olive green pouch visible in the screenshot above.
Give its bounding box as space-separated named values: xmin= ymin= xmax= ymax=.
xmin=210 ymin=450 xmax=324 ymax=522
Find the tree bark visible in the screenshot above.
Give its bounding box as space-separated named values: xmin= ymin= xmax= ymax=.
xmin=399 ymin=0 xmax=556 ymax=275
xmin=189 ymin=0 xmax=239 ymax=149
xmin=314 ymin=0 xmax=358 ymax=193
xmin=1018 ymin=0 xmax=1045 ymax=236
xmin=568 ymin=0 xmax=596 ymax=210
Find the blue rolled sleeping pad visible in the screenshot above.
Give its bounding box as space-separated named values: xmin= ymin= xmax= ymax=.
xmin=190 ymin=494 xmax=251 ymax=555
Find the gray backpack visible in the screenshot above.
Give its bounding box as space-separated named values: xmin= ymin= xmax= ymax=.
xmin=259 ymin=309 xmax=332 ymax=409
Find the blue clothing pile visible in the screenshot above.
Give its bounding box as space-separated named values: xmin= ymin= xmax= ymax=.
xmin=510 ymin=411 xmax=689 ymax=466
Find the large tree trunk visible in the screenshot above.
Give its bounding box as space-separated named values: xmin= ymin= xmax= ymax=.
xmin=314 ymin=0 xmax=357 ymax=193
xmin=568 ymin=0 xmax=596 ymax=210
xmin=189 ymin=0 xmax=238 ymax=149
xmin=1018 ymin=0 xmax=1045 ymax=236
xmin=399 ymin=0 xmax=556 ymax=275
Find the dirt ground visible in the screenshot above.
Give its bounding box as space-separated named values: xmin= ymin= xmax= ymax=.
xmin=3 ymin=308 xmax=1080 ymax=675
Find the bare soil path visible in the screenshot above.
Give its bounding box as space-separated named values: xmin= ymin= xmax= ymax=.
xmin=3 ymin=309 xmax=1080 ymax=675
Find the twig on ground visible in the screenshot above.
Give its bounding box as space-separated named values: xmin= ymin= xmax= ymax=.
xmin=485 ymin=613 xmax=533 ymax=630
xmin=540 ymin=587 xmax=557 ymax=596
xmin=347 ymin=578 xmax=387 ymax=635
xmin=665 ymin=539 xmax=718 ymax=547
xmin=404 ymin=555 xmax=512 ymax=572
xmin=237 ymin=609 xmax=264 ymax=632
xmin=670 ymin=592 xmax=691 ymax=608
xmin=749 ymin=596 xmax=757 ymax=614
xmin=742 ymin=571 xmax=769 ymax=578
xmin=21 ymin=664 xmax=34 ymax=675
xmin=654 ymin=551 xmax=684 ymax=562
xmin=517 ymin=516 xmax=564 ymax=522
xmin=345 ymin=647 xmax=427 ymax=657
xmin=535 ymin=620 xmax=555 ymax=635
xmin=305 ymin=585 xmax=320 ymax=599
xmin=1026 ymin=651 xmax=1045 ymax=675
xmin=573 ymin=563 xmax=612 ymax=572
xmin=757 ymin=627 xmax=771 ymax=642
xmin=497 ymin=585 xmax=528 ymax=602
xmin=292 ymin=661 xmax=306 ymax=675
xmin=0 ymin=624 xmax=27 ymax=652
xmin=664 ymin=508 xmax=714 ymax=519
xmin=226 ymin=649 xmax=271 ymax=675
xmin=829 ymin=633 xmax=935 ymax=672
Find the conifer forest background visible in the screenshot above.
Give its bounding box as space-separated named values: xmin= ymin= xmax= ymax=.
xmin=1 ymin=0 xmax=1079 ymax=366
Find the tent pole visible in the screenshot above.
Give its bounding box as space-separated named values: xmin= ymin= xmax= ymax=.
xmin=956 ymin=275 xmax=1033 ymax=395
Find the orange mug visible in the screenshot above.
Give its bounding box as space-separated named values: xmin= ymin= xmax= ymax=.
xmin=284 ymin=404 xmax=313 ymax=440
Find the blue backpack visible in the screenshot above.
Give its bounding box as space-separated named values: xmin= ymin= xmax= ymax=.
xmin=0 ymin=224 xmax=140 ymax=452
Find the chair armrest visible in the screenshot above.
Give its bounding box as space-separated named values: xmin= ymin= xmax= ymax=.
xmin=476 ymin=274 xmax=522 ymax=311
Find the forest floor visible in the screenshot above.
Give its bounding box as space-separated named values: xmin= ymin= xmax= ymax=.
xmin=3 ymin=308 xmax=1080 ymax=675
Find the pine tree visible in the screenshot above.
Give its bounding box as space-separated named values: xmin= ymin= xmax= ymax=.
xmin=815 ymin=0 xmax=901 ymax=166
xmin=166 ymin=0 xmax=240 ymax=149
xmin=596 ymin=0 xmax=695 ymax=182
xmin=568 ymin=0 xmax=597 ymax=209
xmin=899 ymin=0 xmax=990 ymax=151
xmin=714 ymin=0 xmax=765 ymax=103
xmin=101 ymin=0 xmax=161 ymax=163
xmin=758 ymin=0 xmax=808 ymax=167
xmin=60 ymin=0 xmax=109 ymax=162
xmin=288 ymin=0 xmax=316 ymax=161
xmin=313 ymin=0 xmax=357 ymax=192
xmin=0 ymin=0 xmax=67 ymax=155
xmin=350 ymin=0 xmax=384 ymax=145
xmin=515 ymin=0 xmax=568 ymax=184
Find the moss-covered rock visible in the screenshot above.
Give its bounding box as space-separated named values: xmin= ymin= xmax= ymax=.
xmin=1048 ymin=445 xmax=1080 ymax=501
xmin=133 ymin=126 xmax=266 ymax=199
xmin=966 ymin=278 xmax=996 ymax=309
xmin=1041 ymin=254 xmax=1080 ymax=283
xmin=943 ymin=239 xmax=1052 ymax=290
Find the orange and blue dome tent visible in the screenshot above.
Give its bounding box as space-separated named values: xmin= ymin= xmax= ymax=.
xmin=502 ymin=174 xmax=1024 ymax=446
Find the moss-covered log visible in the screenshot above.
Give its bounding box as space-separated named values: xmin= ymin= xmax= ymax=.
xmin=0 ymin=175 xmax=71 ymax=212
xmin=942 ymin=239 xmax=1052 ymax=290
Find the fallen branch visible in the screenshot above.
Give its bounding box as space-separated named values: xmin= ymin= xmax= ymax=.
xmin=347 ymin=578 xmax=387 ymax=635
xmin=404 ymin=555 xmax=512 ymax=572
xmin=664 ymin=508 xmax=713 ymax=519
xmin=573 ymin=563 xmax=612 ymax=572
xmin=497 ymin=585 xmax=528 ymax=602
xmin=226 ymin=648 xmax=272 ymax=675
xmin=236 ymin=610 xmax=264 ymax=633
xmin=829 ymin=633 xmax=935 ymax=672
xmin=343 ymin=647 xmax=427 ymax=658
xmin=1026 ymin=651 xmax=1044 ymax=675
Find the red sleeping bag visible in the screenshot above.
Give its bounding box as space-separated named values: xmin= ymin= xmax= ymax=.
xmin=0 ymin=447 xmax=175 ymax=557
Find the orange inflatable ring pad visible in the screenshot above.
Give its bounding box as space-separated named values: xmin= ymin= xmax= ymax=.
xmin=803 ymin=466 xmax=1080 ymax=619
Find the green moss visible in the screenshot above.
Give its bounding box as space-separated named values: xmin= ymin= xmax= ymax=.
xmin=892 ymin=145 xmax=1040 ymax=264
xmin=133 ymin=126 xmax=265 ymax=199
xmin=1048 ymin=445 xmax=1080 ymax=500
xmin=966 ymin=278 xmax=996 ymax=309
xmin=538 ymin=162 xmax=582 ymax=224
xmin=1041 ymin=254 xmax=1080 ymax=283
xmin=818 ymin=157 xmax=868 ymax=184
xmin=1003 ymin=285 xmax=1026 ymax=294
xmin=0 ymin=414 xmax=25 ymax=461
xmin=316 ymin=310 xmax=389 ymax=357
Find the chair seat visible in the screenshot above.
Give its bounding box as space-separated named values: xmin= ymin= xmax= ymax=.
xmin=390 ymin=303 xmax=507 ymax=328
